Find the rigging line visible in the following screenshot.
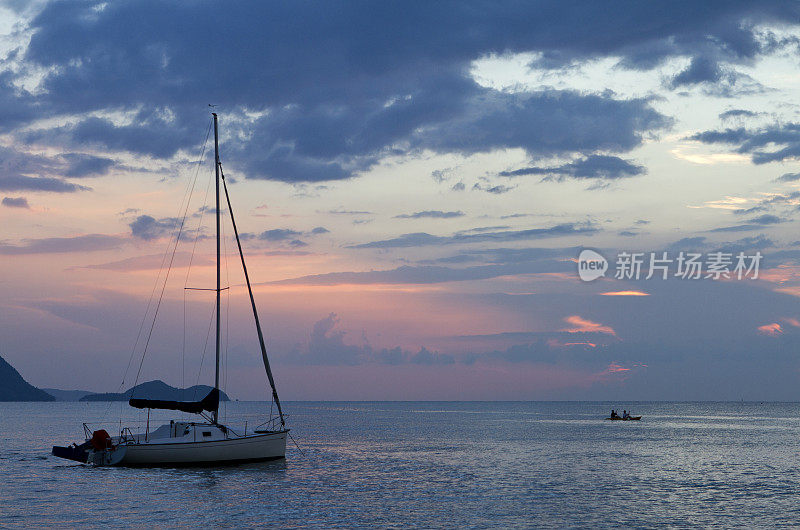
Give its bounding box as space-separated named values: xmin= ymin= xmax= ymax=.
xmin=289 ymin=432 xmax=306 ymax=457
xmin=120 ymin=118 xmax=212 ymax=395
xmin=181 ymin=127 xmax=214 ymax=404
xmin=184 ymin=142 xmax=214 ymax=285
xmin=193 ymin=299 xmax=217 ymax=400
xmin=131 ymin=120 xmax=213 ymax=394
xmin=182 ymin=146 xmax=215 ymax=290
xmin=132 ymin=194 xmax=193 ymax=394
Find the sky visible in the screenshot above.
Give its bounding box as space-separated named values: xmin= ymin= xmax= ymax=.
xmin=4 ymin=1 xmax=800 ymax=400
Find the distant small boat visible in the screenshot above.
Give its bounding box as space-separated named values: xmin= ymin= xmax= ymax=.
xmin=605 ymin=416 xmax=641 ymax=421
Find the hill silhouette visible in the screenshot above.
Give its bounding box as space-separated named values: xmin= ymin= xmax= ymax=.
xmin=42 ymin=388 xmax=95 ymax=401
xmin=0 ymin=355 xmax=55 ymax=401
xmin=79 ymin=380 xmax=230 ymax=402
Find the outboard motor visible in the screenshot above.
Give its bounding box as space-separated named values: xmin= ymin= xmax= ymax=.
xmin=90 ymin=429 xmax=112 ymax=451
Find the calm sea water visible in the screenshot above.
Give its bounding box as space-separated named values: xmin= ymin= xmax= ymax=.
xmin=2 ymin=401 xmax=800 ymax=528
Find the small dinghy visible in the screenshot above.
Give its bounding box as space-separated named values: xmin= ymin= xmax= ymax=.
xmin=605 ymin=416 xmax=641 ymax=421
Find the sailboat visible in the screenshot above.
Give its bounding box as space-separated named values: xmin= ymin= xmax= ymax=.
xmin=52 ymin=113 xmax=289 ymax=466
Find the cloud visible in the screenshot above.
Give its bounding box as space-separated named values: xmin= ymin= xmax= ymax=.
xmin=285 ymin=313 xmax=459 ymax=366
xmin=709 ymin=214 xmax=785 ymax=232
xmin=500 ymin=155 xmax=646 ymax=181
xmin=775 ymin=172 xmax=800 ymax=182
xmin=671 ymin=57 xmax=725 ymax=87
xmin=269 ymin=260 xmax=572 ymax=286
xmin=303 ymin=313 xmax=363 ymax=365
xmin=0 ymin=234 xmax=125 ymax=255
xmin=731 ymin=192 xmax=800 ymax=217
xmin=719 ymin=109 xmax=761 ymax=120
xmin=471 ymin=183 xmax=516 ymax=194
xmin=561 ymin=315 xmax=616 ymax=336
xmin=61 ymin=153 xmax=114 ymax=177
xmin=599 ymin=291 xmax=650 ymax=296
xmin=0 ymin=174 xmax=88 ymax=193
xmin=129 ymin=215 xmax=179 ymax=240
xmin=394 ymin=210 xmax=465 ymax=219
xmin=81 ymin=252 xmax=213 ymax=271
xmin=0 ymin=145 xmax=95 ymax=192
xmin=24 ymin=114 xmax=196 ymax=160
xmin=749 ymin=214 xmax=784 ymax=225
xmin=757 ymin=323 xmax=782 ymax=336
xmin=242 ymin=226 xmax=327 ymax=245
xmin=271 ymin=247 xmax=580 ymax=285
xmin=666 ymin=236 xmax=707 ymax=251
xmin=409 ymin=346 xmax=455 ymax=366
xmin=350 ymin=223 xmax=598 ymax=249
xmin=731 ymin=206 xmax=766 ymax=215
xmin=2 ymin=197 xmax=30 ymax=208
xmin=328 ymin=208 xmax=373 ymax=215
xmin=433 ymin=246 xmax=576 ymax=265
xmin=262 ymin=249 xmax=314 ymax=257
xmin=258 ymin=229 xmax=303 ymax=241
xmin=688 ymin=122 xmax=800 ymax=164
xmin=716 ymin=235 xmax=775 ymax=254
xmin=669 ymin=56 xmax=766 ymax=97
xmin=9 ymin=2 xmax=730 ymax=182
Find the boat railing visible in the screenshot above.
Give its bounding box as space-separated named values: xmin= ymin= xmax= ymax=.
xmin=254 ymin=414 xmax=284 ymax=432
xmin=119 ymin=427 xmax=137 ymax=445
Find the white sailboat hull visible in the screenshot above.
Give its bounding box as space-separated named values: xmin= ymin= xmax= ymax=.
xmin=97 ymin=431 xmax=287 ymax=466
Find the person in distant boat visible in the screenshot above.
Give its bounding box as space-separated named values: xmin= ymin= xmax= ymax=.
xmin=623 ymin=410 xmax=629 ymax=419
xmin=610 ymin=410 xmax=617 ymax=418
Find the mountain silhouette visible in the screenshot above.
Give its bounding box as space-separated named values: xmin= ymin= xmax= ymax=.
xmin=79 ymin=380 xmax=230 ymax=402
xmin=0 ymin=355 xmax=55 ymax=401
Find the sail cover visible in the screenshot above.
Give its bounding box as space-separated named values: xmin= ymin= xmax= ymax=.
xmin=129 ymin=388 xmax=220 ymax=414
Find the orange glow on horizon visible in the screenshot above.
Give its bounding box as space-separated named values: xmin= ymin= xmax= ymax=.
xmin=599 ymin=290 xmax=650 ymax=296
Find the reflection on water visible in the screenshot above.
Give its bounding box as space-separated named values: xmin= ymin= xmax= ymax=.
xmin=2 ymin=401 xmax=800 ymax=527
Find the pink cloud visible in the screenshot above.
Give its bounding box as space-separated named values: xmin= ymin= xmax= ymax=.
xmin=591 ymin=362 xmax=646 ymax=383
xmin=599 ymin=290 xmax=649 ymax=296
xmin=546 ymin=338 xmax=597 ymax=348
xmin=561 ymin=315 xmax=616 ymax=336
xmin=757 ymin=323 xmax=783 ymax=336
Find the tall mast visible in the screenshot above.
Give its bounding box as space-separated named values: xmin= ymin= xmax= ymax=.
xmin=212 ymin=112 xmax=221 ymax=424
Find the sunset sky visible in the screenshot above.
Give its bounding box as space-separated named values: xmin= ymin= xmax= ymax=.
xmin=4 ymin=2 xmax=800 ymax=400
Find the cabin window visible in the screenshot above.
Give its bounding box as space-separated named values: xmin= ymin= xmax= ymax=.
xmin=202 ymin=431 xmax=212 ymax=437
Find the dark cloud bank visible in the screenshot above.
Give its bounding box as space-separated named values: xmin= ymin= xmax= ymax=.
xmin=6 ymin=1 xmax=797 ymax=185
